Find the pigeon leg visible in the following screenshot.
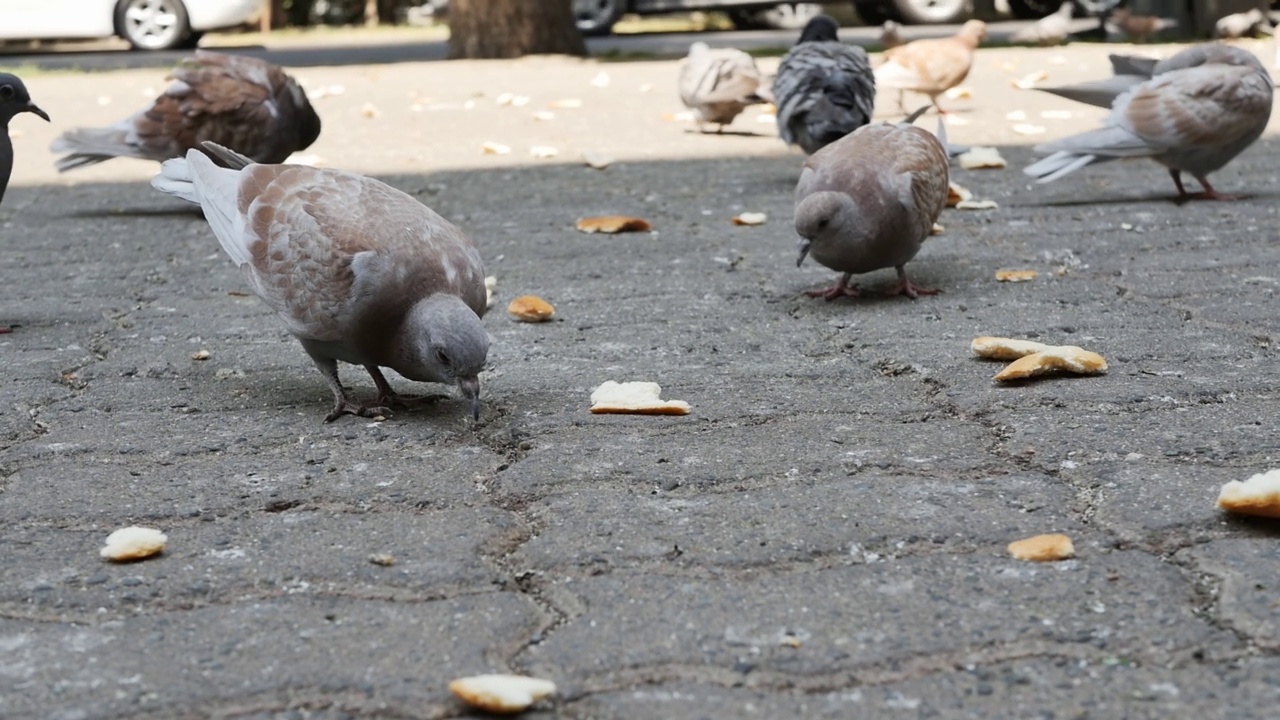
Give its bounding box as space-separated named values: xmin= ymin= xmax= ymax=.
xmin=804 ymin=273 xmax=861 ymax=301
xmin=309 ymin=356 xmax=390 ymax=422
xmin=364 ymin=364 xmax=447 ymax=410
xmin=1170 ymin=170 xmax=1240 ymax=203
xmin=0 ymin=325 xmax=11 ymax=334
xmin=885 ymin=265 xmax=940 ymax=299
xmin=931 ymin=95 xmax=949 ymax=115
xmin=896 ymin=90 xmax=908 ymax=115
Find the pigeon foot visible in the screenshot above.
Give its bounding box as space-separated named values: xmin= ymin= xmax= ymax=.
xmin=325 ymin=399 xmax=392 ymax=423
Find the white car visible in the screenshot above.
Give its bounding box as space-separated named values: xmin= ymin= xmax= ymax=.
xmin=0 ymin=0 xmax=261 ymax=52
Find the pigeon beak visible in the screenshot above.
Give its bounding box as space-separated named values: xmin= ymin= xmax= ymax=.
xmin=25 ymin=102 xmax=49 ymax=123
xmin=796 ymin=239 xmax=811 ymax=268
xmin=457 ymin=375 xmax=481 ymax=421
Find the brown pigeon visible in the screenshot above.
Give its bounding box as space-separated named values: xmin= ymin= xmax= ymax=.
xmin=151 ymin=143 xmax=489 ymax=422
xmin=873 ymin=20 xmax=986 ymax=114
xmin=794 ymin=107 xmax=950 ymax=300
xmin=52 ymin=51 xmax=320 ymax=172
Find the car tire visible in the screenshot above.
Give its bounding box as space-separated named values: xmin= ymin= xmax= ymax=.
xmin=728 ymin=3 xmax=825 ymax=30
xmin=852 ymin=1 xmax=898 ymax=24
xmin=891 ymin=0 xmax=968 ymax=24
xmin=1006 ymin=0 xmax=1060 ymax=19
xmin=573 ymin=0 xmax=624 ymax=37
xmin=115 ymin=0 xmax=193 ymax=51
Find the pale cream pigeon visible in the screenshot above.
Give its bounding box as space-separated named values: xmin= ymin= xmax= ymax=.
xmin=678 ymin=41 xmax=766 ymax=131
xmin=1025 ymin=43 xmax=1274 ymax=203
xmin=1011 ymin=1 xmax=1074 ymax=46
xmin=53 ymin=51 xmax=320 ymax=172
xmin=873 ymin=20 xmax=986 ymax=115
xmin=794 ymin=106 xmax=949 ymax=300
xmin=151 ymin=143 xmax=489 ymax=422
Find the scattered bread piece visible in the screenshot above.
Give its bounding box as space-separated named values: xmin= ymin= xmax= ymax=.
xmin=368 ymin=553 xmax=396 ymax=566
xmin=191 ymin=349 xmax=211 ymax=361
xmin=481 ymin=141 xmax=511 ymax=155
xmin=576 ymin=216 xmax=652 ymax=234
xmin=449 ymin=674 xmax=557 ymax=714
xmin=360 ymin=103 xmax=381 ymax=119
xmin=1012 ymin=123 xmax=1047 ymax=136
xmin=485 ymin=275 xmax=497 ymax=309
xmin=957 ymin=147 xmax=1007 ymax=170
xmin=532 ymin=110 xmax=555 ymax=121
xmin=994 ymin=346 xmax=1108 ymax=382
xmin=1008 ymin=533 xmax=1074 ymax=561
xmin=970 ymin=336 xmax=1051 ymax=360
xmin=996 ymin=269 xmax=1038 ymax=283
xmin=507 ymin=296 xmax=555 ymax=323
xmin=591 ymin=381 xmax=690 ymax=416
xmin=732 ymin=212 xmax=767 ymax=226
xmin=944 ymin=86 xmax=973 ymax=100
xmin=530 ymin=146 xmax=559 ymax=159
xmin=946 ymin=181 xmax=972 ymax=207
xmin=931 ymin=222 xmax=945 ymax=236
xmin=1217 ymin=469 xmax=1280 ymax=519
xmin=1012 ymin=70 xmax=1049 ymax=90
xmin=549 ymin=98 xmax=582 ymax=109
xmin=100 ymin=526 xmax=167 ymax=562
xmin=582 ymin=151 xmax=613 ymax=170
xmin=955 ymin=199 xmax=999 ymax=210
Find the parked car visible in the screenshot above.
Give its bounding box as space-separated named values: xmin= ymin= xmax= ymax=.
xmin=0 ymin=0 xmax=261 ymax=51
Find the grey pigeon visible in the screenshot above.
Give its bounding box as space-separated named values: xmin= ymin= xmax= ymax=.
xmin=772 ymin=14 xmax=876 ymax=154
xmin=1011 ymin=1 xmax=1074 ymax=46
xmin=1215 ymin=9 xmax=1272 ymax=39
xmin=53 ymin=51 xmax=320 ymax=172
xmin=1025 ymin=44 xmax=1274 ymax=203
xmin=794 ymin=106 xmax=949 ymax=300
xmin=151 ymin=142 xmax=489 ymax=422
xmin=678 ymin=42 xmax=766 ymax=131
xmin=0 ymin=73 xmax=49 ymax=335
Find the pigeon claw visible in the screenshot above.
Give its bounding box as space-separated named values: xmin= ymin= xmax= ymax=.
xmin=325 ymin=400 xmax=393 ymax=423
xmin=804 ymin=277 xmax=861 ymax=301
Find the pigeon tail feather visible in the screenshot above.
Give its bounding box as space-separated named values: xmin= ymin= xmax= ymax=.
xmin=151 ymin=157 xmax=201 ymax=204
xmin=1024 ymin=151 xmax=1104 ymax=183
xmin=50 ymin=125 xmax=136 ymax=172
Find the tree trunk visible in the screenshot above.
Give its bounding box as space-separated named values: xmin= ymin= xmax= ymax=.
xmin=447 ymin=0 xmax=587 ymax=59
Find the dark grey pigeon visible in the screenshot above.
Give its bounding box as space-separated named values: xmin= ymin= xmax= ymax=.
xmin=1 ymin=73 xmax=49 ymax=334
xmin=772 ymin=15 xmax=875 ymax=155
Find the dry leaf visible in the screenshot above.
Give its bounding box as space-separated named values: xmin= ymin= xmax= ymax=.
xmin=996 ymin=269 xmax=1039 ymax=282
xmin=732 ymin=212 xmax=767 ymax=226
xmin=507 ymin=295 xmax=555 ymax=322
xmin=957 ymin=147 xmax=1007 ymax=169
xmin=481 ymin=141 xmax=511 ymax=155
xmin=100 ymin=526 xmax=167 ymax=562
xmin=576 ymin=216 xmax=652 ymax=234
xmin=591 ymin=381 xmax=691 ymax=416
xmin=1008 ymin=533 xmax=1074 ymax=561
xmin=1218 ymin=469 xmax=1280 ymax=519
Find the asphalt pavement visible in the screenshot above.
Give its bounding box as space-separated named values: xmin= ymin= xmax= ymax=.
xmin=2 ymin=36 xmax=1280 ymax=720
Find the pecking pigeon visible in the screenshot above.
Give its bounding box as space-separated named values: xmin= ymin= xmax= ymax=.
xmin=678 ymin=41 xmax=767 ymax=131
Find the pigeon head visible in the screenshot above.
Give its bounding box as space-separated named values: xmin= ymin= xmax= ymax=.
xmin=688 ymin=41 xmax=711 ymax=57
xmin=957 ymin=19 xmax=987 ymax=46
xmin=398 ymin=294 xmax=490 ymax=420
xmin=287 ymin=83 xmax=323 ymax=151
xmin=797 ymin=15 xmax=840 ymax=44
xmin=0 ymin=74 xmax=49 ymax=126
xmin=794 ymin=190 xmax=859 ymax=267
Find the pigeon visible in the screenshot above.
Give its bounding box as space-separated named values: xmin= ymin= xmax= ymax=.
xmin=1106 ymin=9 xmax=1178 ymax=43
xmin=1024 ymin=44 xmax=1274 ymax=203
xmin=678 ymin=42 xmax=766 ymax=131
xmin=1215 ymin=9 xmax=1272 ymax=39
xmin=874 ymin=20 xmax=986 ymax=114
xmin=0 ymin=74 xmax=49 ymax=335
xmin=794 ymin=106 xmax=949 ymax=300
xmin=151 ymin=142 xmax=489 ymax=422
xmin=772 ymin=14 xmax=876 ymax=154
xmin=880 ymin=20 xmax=905 ymax=49
xmin=1011 ymin=1 xmax=1075 ymax=46
xmin=53 ymin=51 xmax=320 ymax=172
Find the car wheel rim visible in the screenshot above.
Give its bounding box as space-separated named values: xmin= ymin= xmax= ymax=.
xmin=123 ymin=0 xmax=181 ymax=48
xmin=573 ymin=0 xmax=617 ymax=29
xmin=904 ymin=0 xmax=966 ymax=19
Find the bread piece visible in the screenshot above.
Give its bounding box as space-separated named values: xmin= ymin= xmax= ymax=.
xmin=575 ymin=215 xmax=652 ymax=234
xmin=957 ymin=146 xmax=1007 ymax=169
xmin=995 ymin=269 xmax=1038 ymax=282
xmin=507 ymin=295 xmax=554 ymax=322
xmin=100 ymin=526 xmax=167 ymax=562
xmin=732 ymin=212 xmax=767 ymax=226
xmin=1217 ymin=469 xmax=1280 ymax=519
xmin=449 ymin=674 xmax=556 ymax=714
xmin=1007 ymin=533 xmax=1074 ymax=561
xmin=994 ymin=345 xmax=1107 ymax=381
xmin=590 ymin=381 xmax=690 ymax=416
xmin=970 ymin=336 xmax=1050 ymax=360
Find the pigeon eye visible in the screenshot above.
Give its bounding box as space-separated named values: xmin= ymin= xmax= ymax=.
xmin=0 ymin=85 xmax=13 ymax=100
xmin=817 ymin=218 xmax=830 ymax=230
xmin=436 ymin=349 xmax=451 ymax=368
